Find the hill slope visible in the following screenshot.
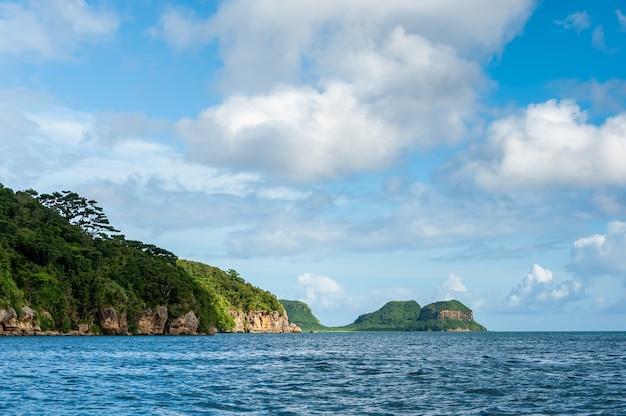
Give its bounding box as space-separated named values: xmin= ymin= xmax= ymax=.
xmin=279 ymin=299 xmax=328 ymax=331
xmin=280 ymin=299 xmax=487 ymax=332
xmin=0 ymin=184 xmax=292 ymax=335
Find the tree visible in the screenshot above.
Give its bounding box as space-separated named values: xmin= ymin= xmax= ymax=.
xmin=38 ymin=191 xmax=119 ymax=238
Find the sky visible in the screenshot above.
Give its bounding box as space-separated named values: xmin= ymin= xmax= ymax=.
xmin=1 ymin=0 xmax=626 ymax=331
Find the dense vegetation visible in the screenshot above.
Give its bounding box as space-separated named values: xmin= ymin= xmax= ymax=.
xmin=279 ymin=299 xmax=328 ymax=332
xmin=281 ymin=299 xmax=486 ymax=332
xmin=351 ymin=300 xmax=422 ymax=328
xmin=0 ymin=184 xmax=284 ymax=333
xmin=343 ymin=300 xmax=485 ymax=331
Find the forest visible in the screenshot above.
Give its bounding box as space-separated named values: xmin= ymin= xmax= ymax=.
xmin=0 ymin=184 xmax=283 ymax=334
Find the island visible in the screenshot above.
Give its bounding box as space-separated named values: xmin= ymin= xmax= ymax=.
xmin=280 ymin=299 xmax=487 ymax=332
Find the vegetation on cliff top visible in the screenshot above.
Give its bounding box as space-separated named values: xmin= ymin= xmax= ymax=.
xmin=0 ymin=184 xmax=284 ymax=334
xmin=279 ymin=299 xmax=328 ymax=332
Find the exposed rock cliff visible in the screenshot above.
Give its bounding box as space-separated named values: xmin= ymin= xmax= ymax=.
xmin=137 ymin=306 xmax=168 ymax=335
xmin=2 ymin=304 xmax=301 ymax=336
xmin=229 ymin=310 xmax=302 ymax=333
xmin=0 ymin=307 xmax=43 ymax=336
xmin=419 ymin=309 xmax=473 ymax=321
xmin=97 ymin=307 xmax=129 ymax=335
xmin=169 ymin=311 xmax=200 ymax=335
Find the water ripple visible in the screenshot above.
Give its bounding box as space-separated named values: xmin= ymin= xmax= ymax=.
xmin=1 ymin=332 xmax=626 ymax=415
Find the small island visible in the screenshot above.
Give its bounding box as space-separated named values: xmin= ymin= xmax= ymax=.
xmin=280 ymin=299 xmax=487 ymax=332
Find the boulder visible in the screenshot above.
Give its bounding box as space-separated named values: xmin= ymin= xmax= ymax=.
xmin=0 ymin=308 xmax=19 ymax=331
xmin=138 ymin=306 xmax=168 ymax=335
xmin=168 ymin=311 xmax=199 ymax=335
xmin=97 ymin=307 xmax=128 ymax=335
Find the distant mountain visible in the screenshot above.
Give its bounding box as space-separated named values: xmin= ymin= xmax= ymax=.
xmin=279 ymin=299 xmax=328 ymax=332
xmin=281 ymin=299 xmax=486 ymax=332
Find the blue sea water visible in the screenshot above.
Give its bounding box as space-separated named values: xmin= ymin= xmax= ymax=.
xmin=1 ymin=332 xmax=625 ymax=415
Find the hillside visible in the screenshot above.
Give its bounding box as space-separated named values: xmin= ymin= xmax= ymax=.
xmin=0 ymin=184 xmax=296 ymax=335
xmin=279 ymin=299 xmax=328 ymax=332
xmin=282 ymin=299 xmax=486 ymax=332
xmin=343 ymin=300 xmax=422 ymax=330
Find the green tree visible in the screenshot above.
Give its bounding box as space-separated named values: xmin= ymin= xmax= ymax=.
xmin=38 ymin=191 xmax=119 ymax=238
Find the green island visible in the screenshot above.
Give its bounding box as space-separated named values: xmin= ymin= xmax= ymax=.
xmin=280 ymin=299 xmax=487 ymax=332
xmin=0 ymin=183 xmax=486 ymax=335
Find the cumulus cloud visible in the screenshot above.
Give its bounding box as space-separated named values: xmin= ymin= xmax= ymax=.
xmin=179 ymin=26 xmax=482 ymax=181
xmin=568 ymin=221 xmax=626 ymax=280
xmin=455 ymin=100 xmax=626 ymax=191
xmin=167 ymin=0 xmax=534 ymax=182
xmin=296 ymin=273 xmax=345 ymax=309
xmin=505 ymin=264 xmax=583 ymax=312
xmin=555 ymin=11 xmax=591 ymax=33
xmin=0 ymin=0 xmax=119 ymax=59
xmin=435 ymin=274 xmax=468 ymax=301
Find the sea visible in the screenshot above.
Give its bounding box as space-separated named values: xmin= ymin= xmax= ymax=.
xmin=1 ymin=332 xmax=625 ymax=415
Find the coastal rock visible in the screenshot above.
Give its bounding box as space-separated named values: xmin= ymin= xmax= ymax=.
xmin=0 ymin=307 xmax=18 ymax=330
xmin=168 ymin=311 xmax=199 ymax=335
xmin=229 ymin=310 xmax=302 ymax=333
xmin=18 ymin=306 xmax=41 ymax=335
xmin=420 ymin=309 xmax=473 ymax=321
xmin=138 ymin=305 xmax=168 ymax=335
xmin=97 ymin=307 xmax=128 ymax=335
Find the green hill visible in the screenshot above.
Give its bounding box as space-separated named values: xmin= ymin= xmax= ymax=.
xmin=0 ymin=184 xmax=286 ymax=334
xmin=341 ymin=300 xmax=422 ymax=330
xmin=279 ymin=299 xmax=328 ymax=331
xmin=280 ymin=299 xmax=487 ymax=332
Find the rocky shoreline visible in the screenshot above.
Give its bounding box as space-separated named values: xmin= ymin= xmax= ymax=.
xmin=0 ymin=306 xmax=301 ymax=336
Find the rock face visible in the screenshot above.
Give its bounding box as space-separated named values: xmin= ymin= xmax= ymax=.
xmin=229 ymin=310 xmax=302 ymax=333
xmin=97 ymin=307 xmax=128 ymax=335
xmin=2 ymin=304 xmax=301 ymax=335
xmin=0 ymin=307 xmax=43 ymax=336
xmin=137 ymin=306 xmax=168 ymax=335
xmin=420 ymin=308 xmax=473 ymax=321
xmin=169 ymin=311 xmax=199 ymax=335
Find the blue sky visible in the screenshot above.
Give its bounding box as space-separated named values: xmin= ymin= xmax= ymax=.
xmin=2 ymin=0 xmax=626 ymax=331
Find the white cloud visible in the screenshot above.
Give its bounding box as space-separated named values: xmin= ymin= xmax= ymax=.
xmin=456 ymin=100 xmax=626 ymax=191
xmin=147 ymin=7 xmax=210 ymax=52
xmin=555 ymin=11 xmax=591 ymax=33
xmin=296 ymin=273 xmax=345 ymax=309
xmin=179 ymin=25 xmax=482 ymax=181
xmin=569 ymin=221 xmax=626 ymax=279
xmin=0 ymin=0 xmax=119 ymax=60
xmin=505 ymin=264 xmax=583 ymax=312
xmin=616 ymin=10 xmax=626 ymax=32
xmin=435 ymin=274 xmax=468 ymax=301
xmin=166 ymin=0 xmax=534 ymax=182
xmin=548 ymin=78 xmax=626 ymax=115
xmin=591 ymin=25 xmax=608 ymax=51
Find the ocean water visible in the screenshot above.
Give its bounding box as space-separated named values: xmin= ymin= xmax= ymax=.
xmin=1 ymin=332 xmax=625 ymax=415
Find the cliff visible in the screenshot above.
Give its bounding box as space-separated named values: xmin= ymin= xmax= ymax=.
xmin=228 ymin=310 xmax=302 ymax=333
xmin=419 ymin=300 xmax=473 ymax=321
xmin=0 ymin=185 xmax=300 ymax=336
xmin=0 ymin=303 xmax=303 ymax=336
